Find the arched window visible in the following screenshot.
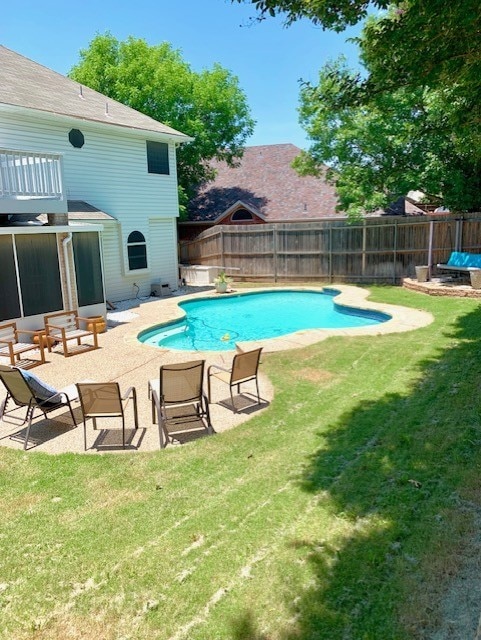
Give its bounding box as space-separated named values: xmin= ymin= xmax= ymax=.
xmin=127 ymin=231 xmax=147 ymax=270
xmin=231 ymin=208 xmax=253 ymax=221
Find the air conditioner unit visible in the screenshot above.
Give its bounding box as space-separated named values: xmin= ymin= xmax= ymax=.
xmin=151 ymin=281 xmax=172 ymax=297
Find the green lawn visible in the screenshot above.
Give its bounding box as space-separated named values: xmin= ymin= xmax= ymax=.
xmin=1 ymin=287 xmax=481 ymax=640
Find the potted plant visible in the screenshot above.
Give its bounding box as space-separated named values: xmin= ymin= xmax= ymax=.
xmin=214 ymin=270 xmax=232 ymax=294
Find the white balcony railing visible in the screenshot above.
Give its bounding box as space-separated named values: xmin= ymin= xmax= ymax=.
xmin=0 ymin=149 xmax=63 ymax=199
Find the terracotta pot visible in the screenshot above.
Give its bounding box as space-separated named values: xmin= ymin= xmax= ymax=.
xmin=33 ymin=332 xmax=52 ymax=348
xmin=87 ymin=316 xmax=107 ymax=333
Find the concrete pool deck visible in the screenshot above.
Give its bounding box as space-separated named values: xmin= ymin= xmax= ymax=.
xmin=0 ymin=285 xmax=432 ymax=454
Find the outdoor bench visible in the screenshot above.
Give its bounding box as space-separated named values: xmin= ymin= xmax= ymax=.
xmin=436 ymin=251 xmax=481 ymax=275
xmin=436 ymin=251 xmax=481 ymax=289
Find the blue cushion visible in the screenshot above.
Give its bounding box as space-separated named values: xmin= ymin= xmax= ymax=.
xmin=467 ymin=254 xmax=481 ymax=268
xmin=447 ymin=252 xmax=481 ymax=268
xmin=20 ymin=369 xmax=59 ymax=401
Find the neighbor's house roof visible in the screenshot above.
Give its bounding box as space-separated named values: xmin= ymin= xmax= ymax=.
xmin=381 ymin=196 xmax=426 ymax=216
xmin=186 ymin=144 xmax=344 ymax=223
xmin=0 ymin=45 xmax=190 ymax=140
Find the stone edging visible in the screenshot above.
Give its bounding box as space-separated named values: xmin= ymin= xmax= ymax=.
xmin=403 ymin=277 xmax=481 ymax=298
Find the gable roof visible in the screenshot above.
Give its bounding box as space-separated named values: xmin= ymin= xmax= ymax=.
xmin=381 ymin=196 xmax=426 ymax=216
xmin=365 ymin=195 xmax=428 ymax=217
xmin=0 ymin=45 xmax=189 ymax=140
xmin=217 ymin=199 xmax=267 ymax=222
xmin=186 ymin=144 xmax=344 ymax=223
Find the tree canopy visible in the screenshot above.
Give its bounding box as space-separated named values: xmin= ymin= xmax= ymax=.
xmin=294 ymin=60 xmax=481 ymax=217
xmin=236 ymin=0 xmax=481 ymax=93
xmin=69 ymin=34 xmax=255 ymax=207
xmin=235 ymin=0 xmax=481 ymax=214
xmin=235 ymin=0 xmax=388 ymax=30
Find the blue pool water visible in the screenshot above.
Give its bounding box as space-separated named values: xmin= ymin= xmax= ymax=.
xmin=138 ymin=289 xmax=390 ymax=352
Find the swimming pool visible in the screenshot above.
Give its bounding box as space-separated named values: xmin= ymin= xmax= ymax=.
xmin=138 ymin=289 xmax=391 ymax=351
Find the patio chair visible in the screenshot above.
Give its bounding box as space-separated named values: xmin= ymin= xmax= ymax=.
xmin=207 ymin=347 xmax=263 ymax=413
xmin=76 ymin=382 xmax=138 ymax=450
xmin=0 ymin=364 xmax=77 ymax=450
xmin=0 ymin=321 xmax=46 ymax=369
xmin=44 ymin=310 xmax=99 ymax=357
xmin=148 ymin=359 xmax=213 ymax=448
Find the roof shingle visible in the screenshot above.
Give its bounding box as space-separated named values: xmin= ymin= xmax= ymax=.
xmin=0 ymin=45 xmax=189 ymax=139
xmin=187 ymin=144 xmax=344 ymax=222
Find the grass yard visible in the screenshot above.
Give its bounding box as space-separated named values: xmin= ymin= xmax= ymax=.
xmin=1 ymin=286 xmax=481 ymax=639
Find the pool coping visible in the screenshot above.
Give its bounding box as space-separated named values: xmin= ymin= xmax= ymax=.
xmin=133 ymin=285 xmax=433 ymax=355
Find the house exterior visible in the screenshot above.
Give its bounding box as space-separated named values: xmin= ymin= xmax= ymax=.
xmin=180 ymin=144 xmax=345 ymax=241
xmin=0 ymin=45 xmax=190 ymax=329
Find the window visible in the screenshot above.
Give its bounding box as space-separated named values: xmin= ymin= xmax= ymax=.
xmin=0 ymin=236 xmax=21 ymax=321
xmin=146 ymin=141 xmax=169 ymax=175
xmin=231 ymin=208 xmax=254 ymax=221
xmin=127 ymin=231 xmax=147 ymax=270
xmin=16 ymin=234 xmax=63 ymax=316
xmin=73 ymin=232 xmax=104 ymax=306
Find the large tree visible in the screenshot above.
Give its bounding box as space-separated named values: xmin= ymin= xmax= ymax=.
xmin=235 ymin=0 xmax=386 ymax=29
xmin=235 ymin=0 xmax=481 ymax=214
xmin=235 ymin=0 xmax=481 ymax=91
xmin=292 ymin=57 xmax=481 ymax=216
xmin=69 ymin=34 xmax=255 ymax=207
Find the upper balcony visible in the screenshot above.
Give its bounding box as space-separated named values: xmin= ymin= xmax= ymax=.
xmin=0 ymin=148 xmax=67 ymax=215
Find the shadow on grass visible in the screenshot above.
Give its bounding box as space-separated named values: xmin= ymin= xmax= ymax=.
xmin=231 ymin=611 xmax=270 ymax=640
xmin=232 ymin=305 xmax=481 ymax=640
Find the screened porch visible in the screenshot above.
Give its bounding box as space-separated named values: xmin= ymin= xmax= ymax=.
xmin=0 ymin=226 xmax=106 ymax=330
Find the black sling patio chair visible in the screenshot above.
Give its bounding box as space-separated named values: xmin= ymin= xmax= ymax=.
xmin=0 ymin=364 xmax=77 ymax=450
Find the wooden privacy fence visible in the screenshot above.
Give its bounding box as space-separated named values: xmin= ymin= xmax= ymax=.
xmin=179 ymin=215 xmax=481 ymax=283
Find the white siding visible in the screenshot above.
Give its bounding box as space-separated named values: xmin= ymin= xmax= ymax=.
xmin=91 ymin=218 xmax=179 ymax=303
xmin=0 ymin=109 xmax=181 ymax=300
xmin=97 ymin=221 xmax=127 ymax=302
xmin=148 ymin=218 xmax=179 ymax=291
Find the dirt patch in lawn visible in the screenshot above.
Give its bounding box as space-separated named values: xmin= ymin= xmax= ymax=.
xmin=294 ymin=368 xmax=335 ymax=384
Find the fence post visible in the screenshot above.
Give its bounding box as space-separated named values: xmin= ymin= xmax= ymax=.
xmin=393 ymin=221 xmax=398 ymax=284
xmin=318 ymin=228 xmax=323 ymax=279
xmin=220 ymin=228 xmax=225 ymax=269
xmin=329 ymin=226 xmax=333 ymax=283
xmin=455 ymin=218 xmax=462 ymax=251
xmin=362 ymin=221 xmax=367 ymax=280
xmin=273 ymin=227 xmax=278 ymax=283
xmin=427 ymin=220 xmax=434 ymax=279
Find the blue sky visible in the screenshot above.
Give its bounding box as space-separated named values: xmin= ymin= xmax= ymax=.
xmin=1 ymin=0 xmax=361 ymax=150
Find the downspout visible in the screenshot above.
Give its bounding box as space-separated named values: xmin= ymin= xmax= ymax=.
xmin=62 ymin=233 xmax=73 ymax=310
